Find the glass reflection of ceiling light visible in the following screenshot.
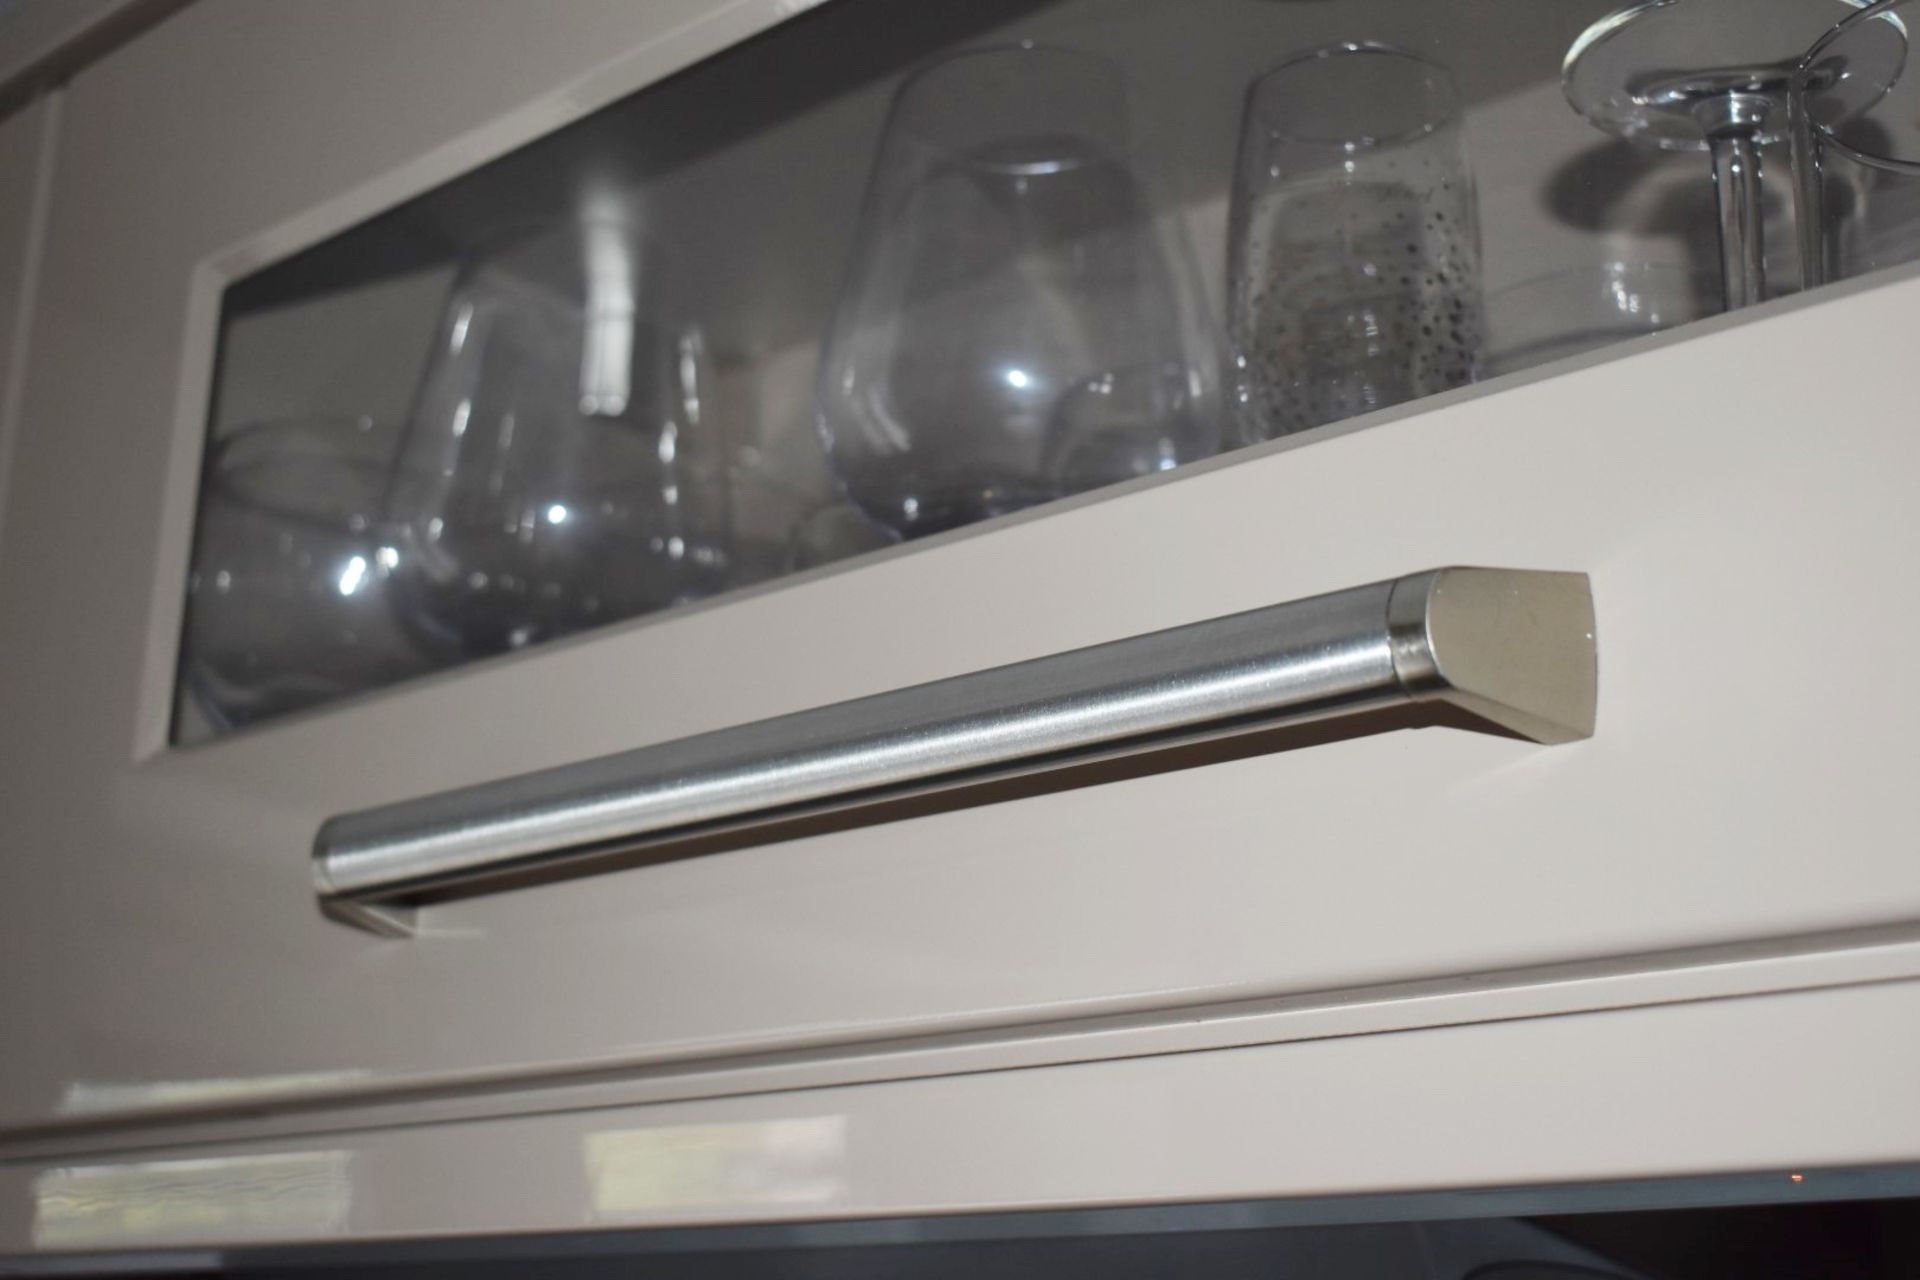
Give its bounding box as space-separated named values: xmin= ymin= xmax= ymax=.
xmin=448 ymin=301 xmax=474 ymax=355
xmin=579 ymin=217 xmax=637 ymax=417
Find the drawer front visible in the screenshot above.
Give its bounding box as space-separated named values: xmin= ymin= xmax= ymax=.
xmin=3 ymin=0 xmax=1919 ymax=1140
xmin=4 ymin=977 xmax=1920 ymax=1251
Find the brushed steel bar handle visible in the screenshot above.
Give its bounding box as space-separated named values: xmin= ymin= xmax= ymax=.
xmin=315 ymin=567 xmax=1596 ymax=935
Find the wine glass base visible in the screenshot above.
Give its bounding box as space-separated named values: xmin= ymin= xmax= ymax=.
xmin=1564 ymin=0 xmax=1886 ymax=150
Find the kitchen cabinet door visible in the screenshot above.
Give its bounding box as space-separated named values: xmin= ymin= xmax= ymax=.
xmin=3 ymin=0 xmax=1919 ymax=1155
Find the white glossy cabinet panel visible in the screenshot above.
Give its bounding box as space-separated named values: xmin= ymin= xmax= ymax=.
xmin=3 ymin=0 xmax=1919 ymax=1158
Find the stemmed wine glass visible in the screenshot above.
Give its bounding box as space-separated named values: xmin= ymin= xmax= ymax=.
xmin=1563 ymin=0 xmax=1895 ymax=309
xmin=1794 ymin=0 xmax=1915 ymax=287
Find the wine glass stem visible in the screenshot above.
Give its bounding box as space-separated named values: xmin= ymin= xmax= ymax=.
xmin=1709 ymin=128 xmax=1766 ymax=309
xmin=1789 ymin=84 xmax=1828 ymax=291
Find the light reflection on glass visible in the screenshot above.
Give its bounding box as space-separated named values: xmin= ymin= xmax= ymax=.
xmin=448 ymin=301 xmax=474 ymax=355
xmin=584 ymin=1115 xmax=845 ymax=1218
xmin=335 ymin=554 xmax=369 ymax=597
xmin=579 ymin=216 xmax=637 ymax=417
xmin=676 ymin=333 xmax=705 ymax=426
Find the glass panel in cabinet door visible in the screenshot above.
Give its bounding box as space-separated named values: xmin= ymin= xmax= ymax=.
xmin=171 ymin=0 xmax=1919 ymax=742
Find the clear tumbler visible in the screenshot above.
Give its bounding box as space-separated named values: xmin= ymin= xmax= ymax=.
xmin=1229 ymin=42 xmax=1482 ymax=441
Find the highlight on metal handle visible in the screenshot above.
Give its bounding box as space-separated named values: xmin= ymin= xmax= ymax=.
xmin=316 ymin=567 xmax=1597 ymax=934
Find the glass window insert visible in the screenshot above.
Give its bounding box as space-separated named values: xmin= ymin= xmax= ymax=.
xmin=175 ymin=0 xmax=1920 ymax=741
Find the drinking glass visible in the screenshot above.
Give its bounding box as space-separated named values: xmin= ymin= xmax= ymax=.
xmin=713 ymin=454 xmax=903 ymax=591
xmin=179 ymin=415 xmax=437 ymax=734
xmin=1820 ymin=140 xmax=1920 ymax=278
xmin=1482 ymin=263 xmax=1720 ymax=378
xmin=724 ymin=456 xmax=904 ymax=587
xmin=817 ymin=44 xmax=1218 ymax=540
xmin=387 ymin=220 xmax=733 ymax=657
xmin=1796 ymin=0 xmax=1918 ymax=285
xmin=1228 ymin=43 xmax=1482 ymax=442
xmin=786 ymin=503 xmax=902 ymax=571
xmin=1563 ymin=0 xmax=1894 ymax=309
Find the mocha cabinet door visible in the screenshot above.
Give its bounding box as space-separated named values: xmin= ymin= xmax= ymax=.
xmin=3 ymin=0 xmax=1918 ymax=1154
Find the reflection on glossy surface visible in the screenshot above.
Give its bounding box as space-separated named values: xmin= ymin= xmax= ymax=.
xmin=585 ymin=1116 xmax=845 ymax=1217
xmin=59 ymin=1071 xmax=373 ymax=1116
xmin=33 ymin=1151 xmax=349 ymax=1248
